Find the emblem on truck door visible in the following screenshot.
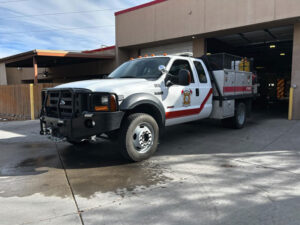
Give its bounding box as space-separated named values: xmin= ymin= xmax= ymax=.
xmin=182 ymin=89 xmax=192 ymax=107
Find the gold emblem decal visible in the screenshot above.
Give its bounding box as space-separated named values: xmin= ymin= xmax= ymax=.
xmin=182 ymin=89 xmax=192 ymax=107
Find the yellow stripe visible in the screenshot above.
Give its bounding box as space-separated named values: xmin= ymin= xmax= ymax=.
xmin=30 ymin=84 xmax=35 ymax=120
xmin=288 ymin=87 xmax=294 ymax=120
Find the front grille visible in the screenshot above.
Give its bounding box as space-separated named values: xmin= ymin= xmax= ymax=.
xmin=45 ymin=90 xmax=74 ymax=118
xmin=42 ymin=88 xmax=95 ymax=119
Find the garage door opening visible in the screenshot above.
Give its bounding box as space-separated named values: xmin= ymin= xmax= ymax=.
xmin=207 ymin=25 xmax=293 ymax=118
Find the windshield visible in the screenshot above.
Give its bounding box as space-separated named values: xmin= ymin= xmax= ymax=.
xmin=108 ymin=57 xmax=170 ymax=79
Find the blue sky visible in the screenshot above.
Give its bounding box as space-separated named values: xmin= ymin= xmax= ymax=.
xmin=0 ymin=0 xmax=150 ymax=58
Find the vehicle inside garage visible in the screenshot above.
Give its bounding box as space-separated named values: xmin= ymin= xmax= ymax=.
xmin=206 ymin=25 xmax=293 ymax=116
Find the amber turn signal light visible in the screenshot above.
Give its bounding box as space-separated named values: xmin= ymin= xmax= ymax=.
xmin=110 ymin=95 xmax=117 ymax=112
xmin=94 ymin=106 xmax=109 ymax=111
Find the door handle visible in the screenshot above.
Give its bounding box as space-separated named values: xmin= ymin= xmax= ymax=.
xmin=196 ymin=88 xmax=199 ymax=96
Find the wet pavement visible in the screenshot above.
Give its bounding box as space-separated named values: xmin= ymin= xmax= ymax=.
xmin=1 ymin=112 xmax=300 ymax=225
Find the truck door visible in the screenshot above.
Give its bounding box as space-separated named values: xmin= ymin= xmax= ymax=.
xmin=162 ymin=58 xmax=210 ymax=126
xmin=192 ymin=59 xmax=213 ymax=119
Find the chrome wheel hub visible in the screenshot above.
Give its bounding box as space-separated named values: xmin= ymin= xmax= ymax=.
xmin=132 ymin=123 xmax=154 ymax=153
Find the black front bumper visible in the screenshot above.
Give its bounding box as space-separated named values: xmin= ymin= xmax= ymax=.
xmin=40 ymin=111 xmax=124 ymax=141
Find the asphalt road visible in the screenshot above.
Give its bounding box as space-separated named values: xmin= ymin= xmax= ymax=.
xmin=0 ymin=111 xmax=300 ymax=225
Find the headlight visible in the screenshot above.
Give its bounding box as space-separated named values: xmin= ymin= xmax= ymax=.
xmin=92 ymin=94 xmax=117 ymax=112
xmin=101 ymin=96 xmax=109 ymax=105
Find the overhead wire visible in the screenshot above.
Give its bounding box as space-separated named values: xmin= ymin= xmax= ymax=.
xmin=0 ymin=0 xmax=121 ymax=48
xmin=0 ymin=0 xmax=31 ymax=4
xmin=0 ymin=24 xmax=115 ymax=35
xmin=1 ymin=8 xmax=122 ymax=20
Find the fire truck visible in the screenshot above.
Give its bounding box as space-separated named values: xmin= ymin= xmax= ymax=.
xmin=40 ymin=53 xmax=258 ymax=161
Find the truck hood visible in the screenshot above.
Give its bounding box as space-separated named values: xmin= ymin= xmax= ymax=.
xmin=55 ymin=78 xmax=160 ymax=95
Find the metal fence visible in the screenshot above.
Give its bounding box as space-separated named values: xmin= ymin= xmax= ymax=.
xmin=0 ymin=83 xmax=59 ymax=120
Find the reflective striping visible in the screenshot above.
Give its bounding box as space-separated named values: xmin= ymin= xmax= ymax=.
xmin=165 ymin=88 xmax=213 ymax=119
xmin=223 ymin=86 xmax=252 ymax=93
xmin=277 ymin=79 xmax=285 ymax=99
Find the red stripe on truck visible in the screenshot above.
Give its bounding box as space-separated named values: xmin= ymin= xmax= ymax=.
xmin=223 ymin=86 xmax=252 ymax=93
xmin=166 ymin=88 xmax=213 ymax=119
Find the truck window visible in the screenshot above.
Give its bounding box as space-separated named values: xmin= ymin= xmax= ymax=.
xmin=194 ymin=61 xmax=207 ymax=83
xmin=169 ymin=60 xmax=194 ymax=83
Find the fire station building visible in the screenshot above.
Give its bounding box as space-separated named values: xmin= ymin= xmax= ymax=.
xmin=114 ymin=0 xmax=300 ymax=119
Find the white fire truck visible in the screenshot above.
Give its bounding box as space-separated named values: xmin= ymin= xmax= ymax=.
xmin=40 ymin=53 xmax=257 ymax=161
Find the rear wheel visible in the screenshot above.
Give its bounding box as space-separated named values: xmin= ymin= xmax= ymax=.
xmin=222 ymin=102 xmax=246 ymax=129
xmin=120 ymin=113 xmax=159 ymax=162
xmin=234 ymin=102 xmax=246 ymax=129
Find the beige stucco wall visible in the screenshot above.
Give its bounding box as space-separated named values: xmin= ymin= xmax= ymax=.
xmin=192 ymin=38 xmax=205 ymax=57
xmin=291 ymin=23 xmax=300 ymax=119
xmin=116 ymin=0 xmax=300 ymax=47
xmin=6 ymin=67 xmax=45 ymax=84
xmin=86 ymin=48 xmax=116 ymax=57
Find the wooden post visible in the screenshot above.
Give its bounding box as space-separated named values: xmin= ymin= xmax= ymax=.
xmin=33 ymin=56 xmax=38 ymax=84
xmin=29 ymin=84 xmax=35 ymax=120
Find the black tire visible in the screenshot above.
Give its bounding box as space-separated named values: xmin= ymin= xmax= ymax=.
xmin=234 ymin=102 xmax=247 ymax=129
xmin=120 ymin=113 xmax=159 ymax=162
xmin=222 ymin=102 xmax=246 ymax=129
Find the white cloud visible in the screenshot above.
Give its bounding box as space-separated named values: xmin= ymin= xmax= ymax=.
xmin=0 ymin=0 xmax=150 ymax=57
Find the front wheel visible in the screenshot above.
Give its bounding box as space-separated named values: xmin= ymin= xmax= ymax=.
xmin=120 ymin=113 xmax=159 ymax=162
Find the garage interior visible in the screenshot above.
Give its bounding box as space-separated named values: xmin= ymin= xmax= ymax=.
xmin=206 ymin=25 xmax=294 ymax=116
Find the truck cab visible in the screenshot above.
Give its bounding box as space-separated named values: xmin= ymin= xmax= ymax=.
xmin=40 ymin=55 xmax=255 ymax=161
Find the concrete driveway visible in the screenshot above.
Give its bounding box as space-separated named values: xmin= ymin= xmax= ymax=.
xmin=0 ymin=111 xmax=300 ymax=225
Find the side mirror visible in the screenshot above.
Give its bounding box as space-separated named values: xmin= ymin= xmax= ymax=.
xmin=158 ymin=65 xmax=167 ymax=74
xmin=178 ymin=69 xmax=191 ymax=86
